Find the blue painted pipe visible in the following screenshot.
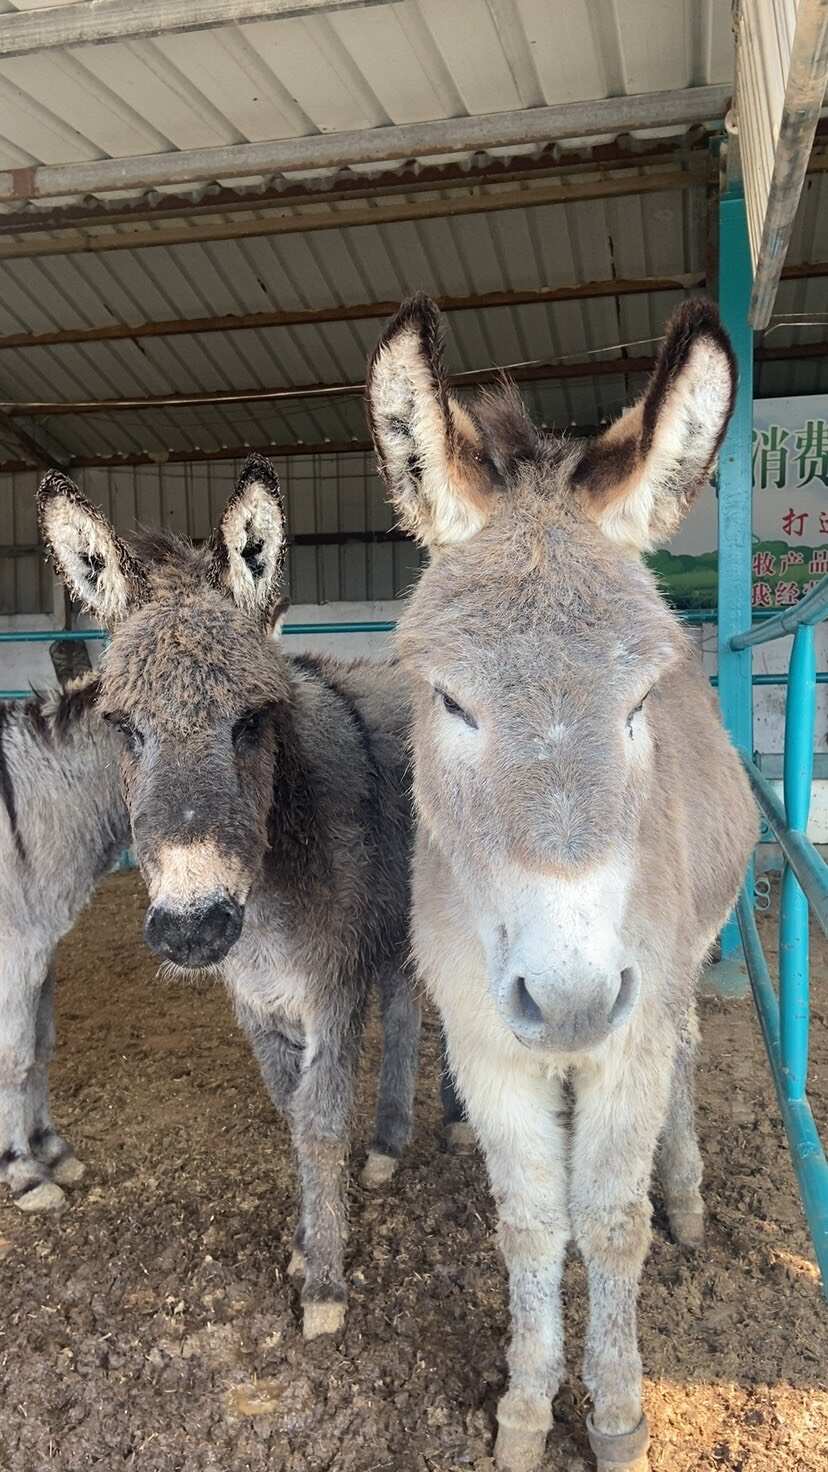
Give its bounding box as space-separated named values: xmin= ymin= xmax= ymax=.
xmin=740 ymin=755 xmax=828 ymax=935
xmin=731 ymin=573 xmax=828 ymax=650
xmin=736 ymin=890 xmax=828 ymax=1297
xmin=780 ymin=625 xmax=816 ymax=1101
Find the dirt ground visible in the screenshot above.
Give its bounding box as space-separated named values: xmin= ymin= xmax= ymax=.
xmin=0 ymin=873 xmax=826 ymax=1472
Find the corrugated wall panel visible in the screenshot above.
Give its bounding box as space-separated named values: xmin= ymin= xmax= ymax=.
xmin=0 ymin=453 xmax=420 ymax=615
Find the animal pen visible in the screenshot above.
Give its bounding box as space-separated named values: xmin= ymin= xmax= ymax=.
xmin=0 ymin=2 xmax=827 ymax=1466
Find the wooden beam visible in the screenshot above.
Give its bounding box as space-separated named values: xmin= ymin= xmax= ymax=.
xmin=3 ymin=335 xmax=824 ymax=422
xmin=1 ymin=357 xmax=665 ymax=418
xmin=0 ymin=88 xmax=730 ymax=205
xmin=0 ymin=1 xmax=393 ymax=59
xmin=0 ymin=276 xmax=707 ymax=353
xmin=0 ymin=169 xmax=706 ymax=263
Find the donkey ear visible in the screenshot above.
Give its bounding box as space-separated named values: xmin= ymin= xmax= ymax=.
xmin=571 ymin=299 xmax=736 ymax=552
xmin=37 ymin=470 xmax=149 ymax=624
xmin=366 ymin=294 xmax=496 ymax=549
xmin=269 ymin=594 xmax=290 ymax=640
xmin=209 ymin=453 xmax=287 ymax=623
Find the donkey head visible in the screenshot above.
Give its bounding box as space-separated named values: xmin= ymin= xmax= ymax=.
xmin=368 ymin=296 xmax=735 ymax=1053
xmin=38 ymin=455 xmax=291 ymax=971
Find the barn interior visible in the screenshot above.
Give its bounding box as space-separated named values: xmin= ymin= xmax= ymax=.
xmin=0 ymin=6 xmax=827 ymax=1470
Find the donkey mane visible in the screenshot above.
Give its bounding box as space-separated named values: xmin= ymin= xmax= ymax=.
xmin=2 ymin=673 xmax=102 ymax=745
xmin=127 ymin=524 xmax=205 ymax=572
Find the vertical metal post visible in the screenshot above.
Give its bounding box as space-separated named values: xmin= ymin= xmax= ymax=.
xmin=780 ymin=623 xmax=816 ymax=1099
xmin=715 ymin=181 xmax=754 ymax=980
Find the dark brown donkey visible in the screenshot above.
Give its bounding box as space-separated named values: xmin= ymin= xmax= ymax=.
xmin=37 ymin=457 xmax=421 ymax=1339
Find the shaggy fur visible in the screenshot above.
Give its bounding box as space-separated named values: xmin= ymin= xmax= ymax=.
xmin=38 ymin=460 xmax=427 ymax=1339
xmin=368 ymin=296 xmax=758 ymax=1471
xmin=0 ymin=678 xmax=128 ymax=1211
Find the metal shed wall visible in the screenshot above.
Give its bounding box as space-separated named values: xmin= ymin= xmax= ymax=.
xmin=0 ymin=453 xmax=422 ymax=614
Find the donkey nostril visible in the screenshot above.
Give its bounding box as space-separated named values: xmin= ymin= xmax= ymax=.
xmin=513 ymin=975 xmax=544 ymax=1026
xmin=608 ymin=966 xmax=639 ymax=1028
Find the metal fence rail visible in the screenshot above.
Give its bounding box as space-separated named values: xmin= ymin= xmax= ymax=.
xmin=716 ymin=177 xmax=827 ymax=1297
xmin=734 ymin=556 xmax=828 ymax=1288
xmin=730 ymin=577 xmax=828 ymax=1291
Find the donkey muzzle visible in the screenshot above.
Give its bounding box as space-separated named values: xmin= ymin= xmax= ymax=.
xmin=144 ymin=896 xmax=244 ymax=968
xmin=499 ymin=964 xmax=640 ymax=1052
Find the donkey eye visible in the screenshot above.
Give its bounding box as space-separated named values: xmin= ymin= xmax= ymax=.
xmin=435 ymin=688 xmax=478 ymax=730
xmin=626 ymin=688 xmax=653 ymax=730
xmin=232 ymin=708 xmax=269 ymax=749
xmin=103 ymin=711 xmax=144 ymax=754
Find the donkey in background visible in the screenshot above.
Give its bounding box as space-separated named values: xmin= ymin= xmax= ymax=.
xmin=38 ymin=456 xmax=422 ymax=1339
xmin=0 ymin=678 xmax=129 ymax=1212
xmin=367 ymin=297 xmax=757 ymax=1471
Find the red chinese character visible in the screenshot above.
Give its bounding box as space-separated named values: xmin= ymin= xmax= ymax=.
xmin=752 ymin=550 xmax=777 ymax=577
xmin=820 ymin=510 xmax=828 ymax=535
xmin=752 ymin=581 xmax=773 ymax=608
xmin=809 ymin=549 xmax=828 ymax=576
xmin=779 ymin=549 xmax=805 ymax=574
xmin=774 ymin=581 xmax=800 ymax=607
xmin=782 ymin=508 xmax=808 ymax=537
xmin=802 ymin=580 xmax=820 ymax=597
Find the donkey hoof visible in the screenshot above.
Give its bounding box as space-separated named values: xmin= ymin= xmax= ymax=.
xmin=494 ymin=1423 xmax=548 ymax=1472
xmin=445 ymin=1120 xmax=476 ymax=1154
xmin=51 ymin=1154 xmax=86 ymax=1187
xmin=360 ymin=1149 xmax=398 ymax=1188
xmin=586 ymin=1412 xmax=649 ymax=1471
xmin=15 ymin=1180 xmax=67 ymax=1214
xmin=495 ymin=1393 xmax=551 ymax=1472
xmin=302 ymin=1299 xmax=346 ymax=1340
xmin=287 ymin=1247 xmax=306 ymax=1279
xmin=668 ymin=1208 xmax=704 ymax=1247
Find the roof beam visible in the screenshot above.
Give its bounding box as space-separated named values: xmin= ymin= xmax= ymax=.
xmin=0 ymin=87 xmax=730 ymax=205
xmin=0 ymin=413 xmax=72 ymax=468
xmin=6 ymin=337 xmax=826 ymax=419
xmin=0 ymin=1 xmax=394 ymax=59
xmin=2 ymin=257 xmax=825 ymax=351
xmin=0 ymin=168 xmax=707 ymax=262
xmin=0 ymin=134 xmax=713 ymax=237
xmin=0 ymin=275 xmax=708 ymax=353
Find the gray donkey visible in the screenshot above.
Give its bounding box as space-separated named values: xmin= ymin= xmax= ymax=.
xmin=0 ymin=678 xmax=129 ymax=1212
xmin=367 ymin=297 xmax=758 ymax=1472
xmin=37 ymin=457 xmax=422 ymax=1339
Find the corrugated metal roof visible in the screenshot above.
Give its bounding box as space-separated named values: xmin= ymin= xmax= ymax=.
xmin=1 ymin=167 xmax=826 ymax=467
xmin=0 ymin=0 xmax=734 ymax=191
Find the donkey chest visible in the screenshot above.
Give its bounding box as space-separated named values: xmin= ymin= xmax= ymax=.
xmin=221 ymin=926 xmax=320 ymax=1028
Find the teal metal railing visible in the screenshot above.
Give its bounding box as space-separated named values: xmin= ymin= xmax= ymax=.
xmin=0 ymin=615 xmax=825 ymax=704
xmin=728 ymin=582 xmax=828 ymax=1293
xmin=716 ymin=176 xmax=828 ymax=1296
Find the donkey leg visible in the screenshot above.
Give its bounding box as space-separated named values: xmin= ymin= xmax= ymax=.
xmin=362 ymin=967 xmax=421 ymax=1187
xmin=290 ymin=1021 xmax=362 ymax=1340
xmin=657 ymin=1010 xmax=704 ymax=1247
xmin=29 ymin=965 xmax=84 ymax=1187
xmin=0 ymin=961 xmax=65 ymax=1212
xmin=440 ymin=1034 xmax=475 ymax=1154
xmin=571 ymin=1050 xmax=673 ymax=1471
xmin=237 ymin=1005 xmax=305 ymax=1272
xmin=457 ymin=1056 xmax=569 ymax=1472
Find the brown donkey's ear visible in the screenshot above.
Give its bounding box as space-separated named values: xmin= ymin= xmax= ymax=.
xmin=572 ymin=299 xmax=737 ymax=552
xmin=37 ymin=470 xmax=149 ymax=624
xmin=208 ymin=453 xmax=287 ymax=624
xmin=366 ymin=294 xmax=496 ymax=549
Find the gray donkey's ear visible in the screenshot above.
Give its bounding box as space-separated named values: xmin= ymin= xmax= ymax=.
xmin=37 ymin=470 xmax=149 ymax=624
xmin=572 ymin=299 xmax=736 ymax=552
xmin=366 ymin=294 xmax=496 ymax=549
xmin=209 ymin=453 xmax=287 ymax=623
